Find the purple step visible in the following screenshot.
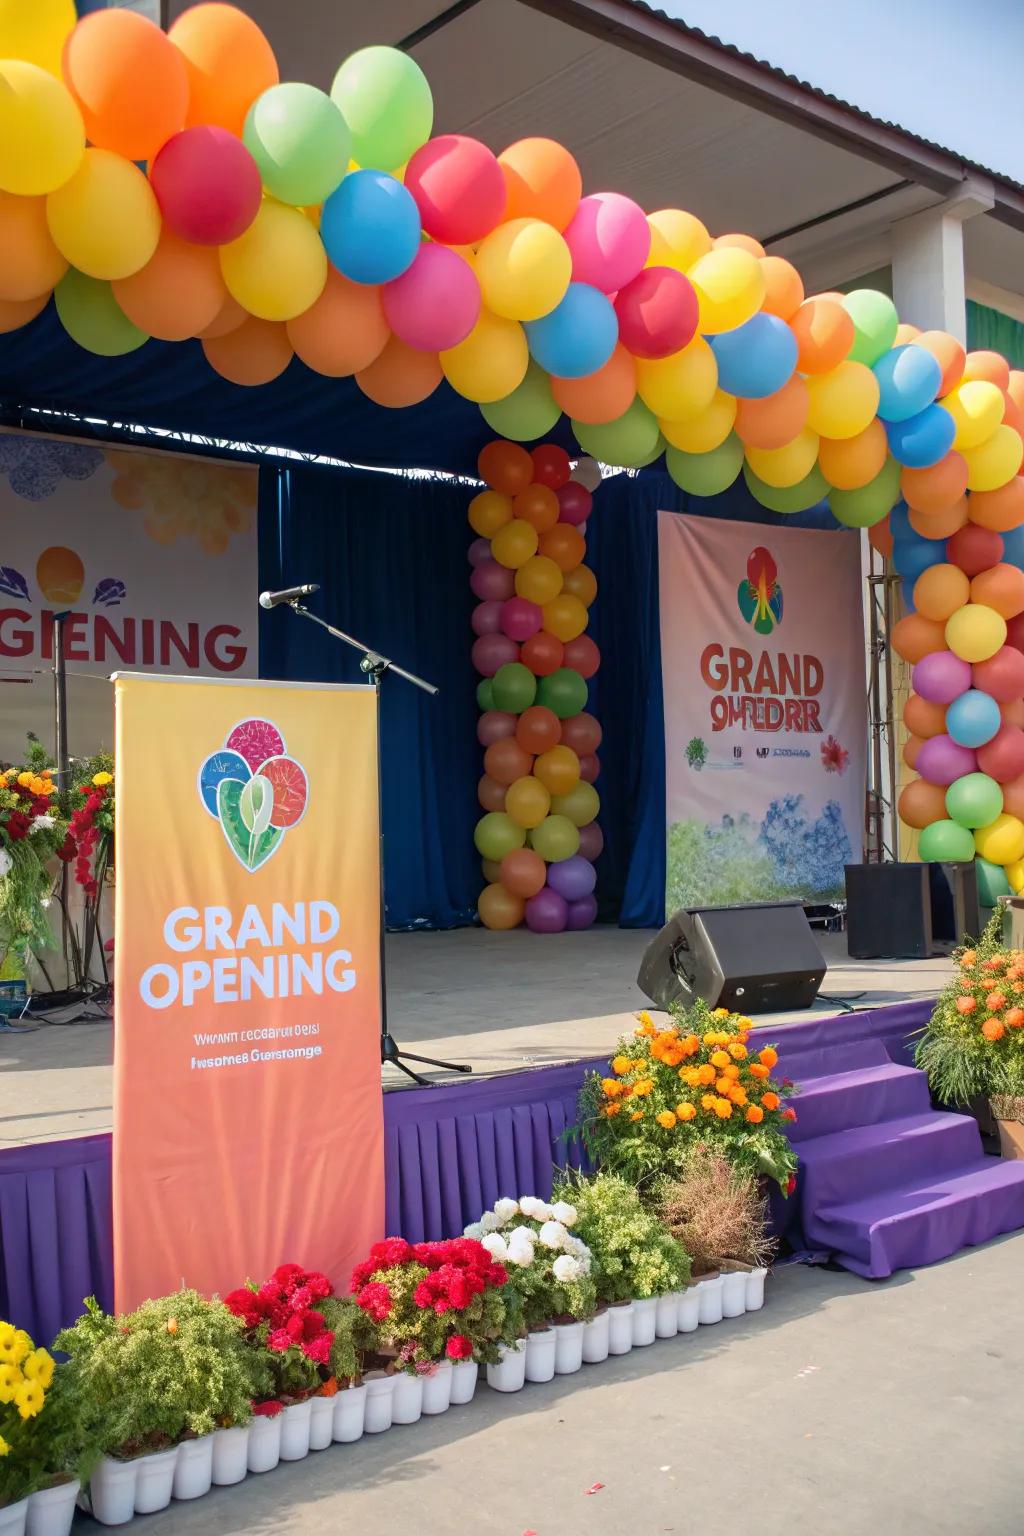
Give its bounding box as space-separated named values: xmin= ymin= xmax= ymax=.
xmin=774 ymin=1037 xmax=892 ymax=1084
xmin=797 ymin=1112 xmax=983 ymax=1208
xmin=787 ymin=1062 xmax=932 ymax=1144
xmin=807 ymin=1157 xmax=1024 ymax=1278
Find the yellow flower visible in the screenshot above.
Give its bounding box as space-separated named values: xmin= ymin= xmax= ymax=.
xmin=636 ymin=1010 xmax=653 ymax=1029
xmin=710 ymin=1050 xmax=731 ymax=1070
xmin=713 ymin=1097 xmax=733 ymax=1119
xmin=0 ymin=1364 xmax=23 ymax=1404
xmin=632 ymin=1078 xmax=654 ymax=1097
xmin=702 ymin=1031 xmax=718 ymax=1046
xmin=629 ymin=1110 xmax=644 ymax=1122
xmin=92 ymin=771 xmax=113 ymax=787
xmin=700 ymin=1094 xmax=718 ymax=1111
xmin=728 ymin=1042 xmax=747 ymax=1060
xmin=737 ymin=1017 xmax=753 ymax=1029
xmin=681 ymin=1067 xmax=701 ymax=1086
xmin=611 ymin=1055 xmax=632 ymax=1076
xmin=715 ymin=1075 xmax=733 ymax=1094
xmin=675 ymin=1102 xmax=697 ymax=1121
xmin=17 ymin=772 xmax=31 ymax=788
xmin=11 ymin=1332 xmax=30 ymax=1367
xmin=0 ymin=1434 xmax=9 ymax=1457
xmin=656 ymin=1110 xmax=677 ymax=1129
xmin=0 ymin=1325 xmax=28 ymax=1367
xmin=713 ymin=1008 xmax=730 ymax=1019
xmin=15 ymin=1378 xmax=44 ymax=1419
xmin=23 ymin=1349 xmax=54 ymax=1389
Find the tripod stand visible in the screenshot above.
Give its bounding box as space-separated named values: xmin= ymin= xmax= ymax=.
xmin=282 ymin=599 xmax=471 ymax=1086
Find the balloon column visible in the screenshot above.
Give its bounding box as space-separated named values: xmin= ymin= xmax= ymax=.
xmin=470 ymin=441 xmax=602 ymax=932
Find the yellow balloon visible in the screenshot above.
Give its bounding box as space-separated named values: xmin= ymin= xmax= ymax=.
xmin=550 ymin=780 xmax=600 ymax=828
xmin=1006 ymin=859 xmax=1024 ymax=895
xmin=686 ymin=247 xmax=765 ymax=334
xmin=660 ymin=389 xmax=736 ymax=452
xmin=805 ymin=360 xmax=881 ymax=440
xmin=474 ymin=217 xmax=571 ymax=322
xmin=505 ymin=775 xmax=551 ymax=830
xmin=942 ymin=379 xmax=1004 ymax=450
xmin=0 ymin=61 xmax=83 ymax=197
xmin=962 ymin=424 xmax=1024 ymax=493
xmin=515 ymin=554 xmax=563 ymax=605
xmin=645 ymin=207 xmax=711 ymax=273
xmin=468 ymin=489 xmax=513 ymax=538
xmin=491 ymin=517 xmax=539 ymax=570
xmin=745 ymin=428 xmax=820 ymax=488
xmin=975 ymin=813 xmax=1024 ymax=867
xmin=945 ymin=602 xmax=1007 ymax=663
xmin=46 ymin=149 xmax=159 ymax=281
xmin=542 ymin=593 xmax=587 ymax=642
xmin=636 ymin=337 xmax=717 ymax=421
xmin=0 ymin=0 xmax=76 ymax=75
xmin=441 ymin=310 xmax=528 ymax=403
xmin=220 ymin=201 xmax=327 ymax=322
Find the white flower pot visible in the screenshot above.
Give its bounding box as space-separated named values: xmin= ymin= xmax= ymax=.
xmin=607 ymin=1301 xmax=635 ymax=1355
xmin=133 ymin=1447 xmax=178 ymax=1515
xmin=632 ymin=1296 xmax=658 ymax=1347
xmin=247 ymin=1413 xmax=282 ymax=1473
xmin=656 ymin=1291 xmax=682 ymax=1338
xmin=524 ymin=1327 xmax=556 ymax=1383
xmin=677 ymin=1287 xmax=701 ymax=1334
xmin=486 ymin=1341 xmax=526 ymax=1393
xmin=745 ymin=1267 xmax=768 ymax=1311
xmin=279 ymin=1399 xmax=312 ymax=1461
xmin=582 ymin=1310 xmax=610 ymax=1364
xmin=172 ymin=1435 xmax=212 ymax=1501
xmin=333 ymin=1384 xmax=367 ymax=1443
xmin=391 ymin=1372 xmax=424 ymax=1425
xmin=26 ymin=1480 xmax=79 ymax=1536
xmin=553 ymin=1320 xmax=584 ymax=1375
xmin=88 ymin=1457 xmax=137 ymax=1526
xmin=308 ymin=1393 xmax=336 ymax=1451
xmin=363 ymin=1372 xmax=396 ymax=1433
xmin=697 ymin=1275 xmax=724 ymax=1326
xmin=449 ymin=1360 xmax=478 ymax=1405
xmin=211 ymin=1425 xmax=249 ymax=1486
xmin=421 ymin=1360 xmax=453 ymax=1415
xmin=0 ymin=1499 xmax=28 ymax=1536
xmin=721 ymin=1269 xmax=749 ymax=1319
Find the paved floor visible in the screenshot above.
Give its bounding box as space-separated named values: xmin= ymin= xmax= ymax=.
xmin=117 ymin=1236 xmax=1023 ymax=1536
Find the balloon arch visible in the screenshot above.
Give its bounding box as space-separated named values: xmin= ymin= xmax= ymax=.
xmin=2 ymin=2 xmax=1024 ymax=922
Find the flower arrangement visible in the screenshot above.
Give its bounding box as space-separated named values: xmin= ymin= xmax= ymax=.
xmin=224 ymin=1263 xmax=334 ymax=1402
xmin=62 ymin=757 xmax=115 ymax=902
xmin=317 ymin=1297 xmax=371 ymax=1389
xmin=350 ymin=1237 xmax=510 ymax=1371
xmin=464 ymin=1197 xmax=596 ymax=1331
xmin=0 ymin=1320 xmax=57 ymax=1507
xmin=0 ymin=747 xmax=63 ymax=964
xmin=551 ymin=1173 xmax=691 ymax=1303
xmin=578 ymin=1003 xmax=798 ymax=1190
xmin=656 ymin=1146 xmax=776 ymax=1277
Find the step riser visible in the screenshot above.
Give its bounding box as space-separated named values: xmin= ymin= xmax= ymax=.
xmin=799 ymin=1117 xmax=983 ymax=1206
xmin=810 ymin=1178 xmax=1024 ymax=1279
xmin=789 ymin=1072 xmax=932 ymax=1143
xmin=777 ymin=1039 xmax=891 ymax=1085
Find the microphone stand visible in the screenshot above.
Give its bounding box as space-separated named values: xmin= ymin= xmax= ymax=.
xmin=281 ymin=598 xmax=471 ymax=1086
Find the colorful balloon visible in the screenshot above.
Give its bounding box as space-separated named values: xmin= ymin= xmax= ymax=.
xmin=946 ymin=524 xmax=1003 ymax=575
xmin=968 ymin=478 xmax=1024 ymax=533
xmin=538 ymin=522 xmax=586 ymax=572
xmin=479 ymin=440 xmax=534 ymax=496
xmin=287 ymin=268 xmax=389 ymax=377
xmin=962 ymin=425 xmax=1024 ymax=493
xmin=321 ymin=170 xmax=420 ymax=285
xmin=500 ymin=596 xmax=542 ymax=642
xmin=516 ymin=554 xmax=564 ymax=606
xmin=0 ymin=291 xmax=49 ymax=334
xmin=561 ymin=713 xmax=602 ymax=756
xmin=915 ymin=331 xmax=966 ymax=396
xmin=841 ymin=290 xmax=898 ymax=366
xmin=759 ymin=256 xmax=804 ymax=320
xmin=478 ymin=883 xmax=525 ymax=931
xmin=500 ymin=846 xmax=548 ymax=899
xmin=524 ymin=887 xmax=569 ymax=933
xmin=0 ymin=60 xmax=83 ymax=198
xmin=901 ymin=451 xmax=969 ymax=515
xmin=744 ymin=465 xmax=829 ymax=515
xmin=526 ymin=283 xmax=617 ymax=379
xmin=885 ymin=405 xmax=957 ymax=469
xmin=557 ymin=482 xmax=593 ymax=526
xmin=745 ymin=429 xmax=819 ymax=489
xmin=790 ymin=297 xmax=854 ymax=375
xmin=492 ymin=518 xmax=540 ymax=570
xmin=243 ymin=82 xmax=350 ymax=207
xmin=382 ymin=243 xmax=479 ymax=351
xmin=528 ymin=815 xmax=580 ymax=864
xmin=46 ymin=148 xmax=160 ymax=281
xmin=913 ymin=563 xmax=970 ymax=622
xmin=915 ymin=734 xmax=977 ymax=786
xmin=975 ymin=812 xmax=1024 ymax=866
xmin=687 ymin=246 xmax=765 ymax=334
xmin=405 ymin=134 xmax=507 ymax=245
xmin=492 ymin=661 xmax=538 ymax=713
xmin=477 ymin=708 xmax=516 ymax=744
xmin=542 ymin=594 xmax=588 ymax=642
xmin=112 ymin=230 xmax=226 ymax=342
xmin=946 ymin=603 xmax=1007 ymax=664
xmin=54 ymin=268 xmax=146 ymax=357
xmin=908 ymin=497 xmax=969 ymax=541
xmin=481 ymin=362 xmax=561 ymax=442
xmin=904 ymin=693 xmax=948 ymax=740
xmin=477 ymin=774 xmax=506 ymax=812
xmin=574 ymin=399 xmax=662 ymax=470
xmin=220 ymin=199 xmax=327 ymax=321
xmin=0 ymin=0 xmax=75 ymax=76
xmin=943 ymin=379 xmax=1004 ymax=450
xmin=551 ymin=344 xmax=636 ymax=425
xmin=912 ymin=650 xmax=972 ymax=705
xmin=514 ymin=482 xmax=560 ymax=533
xmin=873 ymin=344 xmax=942 ymax=423
xmin=522 ymin=632 xmax=564 ymax=676
xmin=734 ymin=376 xmax=809 ymax=451
xmin=516 ymin=706 xmax=561 ymax=755
xmin=62 ymin=8 xmax=188 ymax=162
xmin=498 ymin=138 xmax=581 ymax=232
xmin=667 ymin=434 xmax=745 ymax=497
xmin=710 ymin=313 xmax=797 ymax=399
xmin=484 ymin=737 xmax=536 ymax=787
xmin=0 ymin=191 xmax=67 ymax=302
xmin=917 ymin=819 xmax=976 ymax=862
xmin=973 ymin=646 xmax=1024 ymax=703
xmin=661 ymin=391 xmax=737 ymax=454
xmin=898 ymin=778 xmax=951 ymax=830
xmin=946 ymin=689 xmax=1001 ymax=748
xmin=442 ymin=309 xmax=528 ymax=403
xmin=970 ymin=563 xmax=1024 ymax=620
xmin=645 ymin=207 xmax=711 ymax=273
xmin=578 ymin=821 xmax=604 ymax=861
xmin=150 ymin=126 xmax=262 ymax=247
xmin=547 ymin=854 xmax=597 ymax=902
xmin=474 ymin=811 xmax=526 ymax=861
xmin=550 ymin=780 xmax=600 ymax=827
xmin=202 ymin=314 xmax=292 ymax=385
xmin=614 ymin=266 xmax=698 ymax=359
xmin=537 ymin=667 xmax=588 ymax=719
xmin=891 ymin=612 xmax=946 ymax=662
xmin=330 ymin=46 xmax=433 ymax=172
xmin=474 ymin=217 xmax=572 ymax=321
xmin=945 ymin=772 xmax=1003 ymax=830
xmin=978 ymin=725 xmax=1024 ymax=784
xmin=636 ymin=338 xmax=717 ymax=421
xmin=534 ymin=744 xmax=580 ymax=796
xmin=564 ymin=191 xmax=650 ymax=293
xmin=469 ymin=558 xmax=515 ymax=603
xmin=806 ymin=361 xmax=881 ymax=440
xmin=169 ymin=3 xmax=279 ymax=137
xmin=562 ymin=635 xmax=600 ymax=679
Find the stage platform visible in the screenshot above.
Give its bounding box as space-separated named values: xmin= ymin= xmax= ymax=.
xmin=2 ymin=926 xmax=951 ymax=1149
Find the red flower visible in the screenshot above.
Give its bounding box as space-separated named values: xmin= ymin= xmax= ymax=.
xmin=355 ymin=1282 xmax=393 ymax=1322
xmin=271 ymin=1263 xmax=306 ymax=1292
xmin=446 ymin=1335 xmax=473 ymax=1360
xmin=781 ymin=1107 xmax=797 ymax=1122
xmin=820 ymin=734 xmax=849 ymax=775
xmin=251 ymin=1399 xmax=283 ymax=1417
xmin=787 ymin=1173 xmax=797 ymax=1196
xmin=302 ymin=1332 xmax=333 ymax=1365
xmin=267 ymin=1328 xmax=293 ymax=1354
xmin=224 ymin=1288 xmax=265 ymax=1330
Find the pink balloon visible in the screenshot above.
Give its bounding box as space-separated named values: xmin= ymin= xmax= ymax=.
xmin=915 ymin=734 xmax=977 ymax=786
xmin=501 ymin=596 xmax=542 ymax=642
xmin=973 ymin=646 xmax=1024 ymax=703
xmin=477 ymin=710 xmax=517 ymax=746
xmin=472 ymin=632 xmax=520 ymax=676
xmin=978 ymin=724 xmax=1024 ymax=783
xmin=382 ymin=243 xmax=480 ymax=352
xmin=405 ymin=134 xmax=507 ymax=246
xmin=468 ymin=536 xmax=492 ymax=567
xmin=578 ymin=821 xmax=604 ymax=861
xmin=525 ymin=887 xmax=568 ymax=933
xmin=578 ymin=752 xmax=600 ymax=783
xmin=557 ymin=481 xmax=592 ymax=525
xmin=912 ymin=650 xmax=972 ymax=705
xmin=471 ymin=600 xmax=503 ymax=637
xmin=564 ymin=192 xmax=651 ymax=293
xmin=566 ymin=893 xmax=598 ymax=930
xmin=470 ymin=559 xmax=515 ymax=602
xmin=150 ymin=126 xmax=262 ymax=246
xmin=562 ymin=634 xmax=600 ymax=679
xmin=614 ymin=266 xmax=698 ymax=359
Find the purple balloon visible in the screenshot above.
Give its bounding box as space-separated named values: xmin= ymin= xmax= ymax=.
xmin=525 ymin=887 xmax=568 ymax=933
xmin=566 ymin=894 xmax=598 ymax=930
xmin=501 ymin=596 xmax=542 ymax=642
xmin=916 ymin=733 xmax=977 ymax=786
xmin=471 ymin=600 xmax=503 ymax=637
xmin=470 ymin=559 xmax=515 ymax=602
xmin=578 ymin=822 xmax=604 ymax=861
xmin=468 ymin=536 xmax=493 ymax=567
xmin=547 ymin=853 xmax=597 ymax=902
xmin=472 ymin=632 xmax=520 ymax=677
xmin=477 ymin=710 xmax=517 ymax=747
xmin=913 ymin=650 xmax=972 ymax=705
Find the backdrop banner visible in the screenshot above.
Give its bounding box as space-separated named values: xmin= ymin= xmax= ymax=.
xmin=659 ymin=512 xmax=865 ymax=910
xmin=113 ymin=674 xmax=383 ymax=1310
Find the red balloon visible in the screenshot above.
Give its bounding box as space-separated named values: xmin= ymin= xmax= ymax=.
xmin=557 ymin=481 xmax=592 ymax=525
xmin=483 ymin=737 xmax=534 ymax=786
xmin=405 ymin=134 xmax=507 ymax=246
xmin=150 ymin=126 xmax=262 ymax=246
xmin=531 ymin=443 xmax=571 ymax=490
xmin=477 ymin=710 xmax=517 ymax=746
xmin=1007 ymin=612 xmax=1024 ymax=654
xmin=614 ymin=266 xmax=698 ymax=359
xmin=478 ymin=439 xmax=534 ymax=496
xmin=560 ymin=711 xmax=602 ymax=755
xmin=946 ymin=523 xmax=1004 ymax=576
xmin=516 ymin=705 xmax=562 ymax=754
xmin=578 ymin=752 xmax=600 ymax=782
xmin=471 ymin=600 xmax=503 ymax=637
xmin=578 ymin=821 xmax=604 ymax=860
xmin=472 ymin=632 xmax=519 ymax=676
xmin=1003 ymin=699 xmax=1024 ymax=729
xmin=562 ymin=634 xmax=600 ymax=679
xmin=977 ymin=724 xmax=1024 ymax=783
xmin=470 ymin=560 xmax=515 ymax=602
xmin=478 ymin=774 xmax=507 ymax=812
xmin=973 ymin=646 xmax=1024 ymax=703
xmin=500 ymin=596 xmax=542 ymax=641
xmin=521 ymin=631 xmax=564 ymax=676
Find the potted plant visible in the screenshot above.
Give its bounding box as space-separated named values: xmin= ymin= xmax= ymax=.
xmin=316 ymin=1297 xmax=371 ymax=1444
xmin=656 ymin=1146 xmax=776 ymax=1324
xmin=0 ymin=1321 xmax=97 ymax=1536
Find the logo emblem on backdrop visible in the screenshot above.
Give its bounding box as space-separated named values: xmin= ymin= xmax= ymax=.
xmin=737 ymin=546 xmax=783 ymax=635
xmin=0 ymin=546 xmax=125 ymax=606
xmin=198 ymin=718 xmax=309 ymax=872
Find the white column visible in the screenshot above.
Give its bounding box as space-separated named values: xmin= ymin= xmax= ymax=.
xmin=891 ymin=180 xmax=995 ymax=343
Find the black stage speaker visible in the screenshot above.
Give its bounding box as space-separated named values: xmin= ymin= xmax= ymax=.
xmin=845 ymin=861 xmax=981 ymax=958
xmin=638 ymin=901 xmax=826 ymax=1015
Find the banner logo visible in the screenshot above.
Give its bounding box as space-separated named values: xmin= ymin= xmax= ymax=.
xmin=198 ymin=718 xmax=309 ymax=872
xmin=737 ymin=546 xmax=783 ymax=635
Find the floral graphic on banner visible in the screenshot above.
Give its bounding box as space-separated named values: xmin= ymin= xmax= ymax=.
xmin=0 ymin=434 xmax=104 ymax=501
xmin=736 ymin=546 xmax=783 ymax=636
xmin=0 ymin=547 xmax=125 ymax=607
xmin=106 ymin=450 xmax=257 ymax=555
xmin=820 ymin=734 xmax=850 ymax=775
xmin=666 ymin=797 xmax=852 ymax=909
xmin=198 ymin=718 xmax=309 ymax=872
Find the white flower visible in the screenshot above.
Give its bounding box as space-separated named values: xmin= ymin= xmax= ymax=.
xmin=567 ymin=1235 xmax=592 ymax=1262
xmin=480 ymin=1210 xmax=501 ymax=1233
xmin=463 ymin=1222 xmax=484 ymax=1240
xmin=553 ymin=1254 xmax=583 ymax=1284
xmin=506 ymin=1232 xmax=535 ymax=1268
xmin=518 ymin=1196 xmax=545 ymax=1219
xmin=31 ymin=814 xmax=55 ymax=832
xmin=538 ymin=1220 xmax=569 ymax=1251
xmin=550 ymin=1201 xmax=578 ymax=1227
xmin=493 ymin=1197 xmax=519 ymax=1224
xmin=480 ymin=1232 xmax=508 ymax=1261
xmin=0 ymin=848 xmax=11 ymax=879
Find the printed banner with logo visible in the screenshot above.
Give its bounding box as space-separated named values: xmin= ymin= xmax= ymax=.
xmin=659 ymin=513 xmax=865 ymax=910
xmin=113 ymin=674 xmax=383 ymax=1310
xmin=0 ymin=433 xmax=258 ymax=764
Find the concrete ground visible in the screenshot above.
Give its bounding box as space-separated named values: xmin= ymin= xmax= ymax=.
xmin=115 ymin=1236 xmax=1021 ymax=1536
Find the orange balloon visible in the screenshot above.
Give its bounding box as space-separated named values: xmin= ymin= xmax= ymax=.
xmin=202 ymin=316 xmax=292 ymax=385
xmin=868 ymin=516 xmax=893 ymax=559
xmin=714 ymin=232 xmax=765 ymax=258
xmin=500 ymin=846 xmax=547 ymax=898
xmin=904 ymin=693 xmax=946 ymax=739
xmin=913 ymin=563 xmax=970 ymax=622
xmin=534 ymin=744 xmax=581 ymax=796
xmin=478 ymin=882 xmax=524 ymax=930
xmin=168 ymin=2 xmax=279 ymax=137
xmin=968 ymin=477 xmax=1024 ymax=532
xmin=355 ymin=336 xmax=441 ymax=407
xmin=63 ymin=9 xmax=188 ymax=161
xmin=963 ymin=350 xmax=1010 ymax=390
xmin=1009 ymin=371 xmax=1024 ymax=415
xmin=542 ymin=593 xmax=587 ymax=642
xmin=505 ymin=774 xmax=552 ymax=829
xmin=790 ymin=297 xmax=854 ymax=375
xmin=478 ymin=774 xmax=507 ymax=812
xmin=539 ymin=523 xmax=586 ymax=572
xmin=197 ymin=293 xmax=246 ymax=339
xmin=894 ymin=323 xmax=921 ymax=345
xmin=0 ymin=292 xmax=49 ymax=334
xmin=818 ymin=419 xmax=888 ymax=490
xmin=497 ymin=139 xmax=581 ymax=232
xmin=551 ymin=343 xmax=636 ymax=425
xmin=562 ymin=563 xmax=597 ymax=607
xmin=484 ymin=737 xmax=535 ymax=787
xmin=468 ymin=489 xmax=514 ymax=538
xmin=1002 ymin=390 xmax=1024 ymax=439
xmin=908 ymin=496 xmax=969 ymax=540
xmin=891 ymin=612 xmax=947 ymax=663
xmin=1001 ymin=773 xmax=1024 ymax=821
xmin=0 ymin=192 xmax=67 ymax=302
xmin=478 ymin=439 xmax=534 ymax=496
xmin=113 ymin=229 xmax=225 ymax=341
xmin=915 ymin=331 xmax=965 ymax=396
xmin=514 ymin=482 xmax=560 ymax=534
xmin=901 ymin=451 xmax=969 ymax=515
xmin=903 ymin=734 xmax=923 ymax=771
xmin=1003 ymin=699 xmax=1024 ymax=730
xmin=971 ymin=563 xmax=1024 ymax=619
xmin=898 ymin=779 xmax=949 ymax=830
xmin=734 ymin=375 xmax=808 ymax=450
xmin=286 ymin=268 xmax=389 ymax=377
xmin=759 ymin=256 xmax=804 ymax=320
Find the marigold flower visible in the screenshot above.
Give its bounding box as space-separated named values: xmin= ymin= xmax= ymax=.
xmin=611 ymin=1055 xmax=632 ymax=1075
xmin=636 ymin=1009 xmax=653 ymax=1029
xmin=758 ymin=1046 xmax=778 ymax=1069
xmin=712 ymin=1097 xmax=733 ymax=1119
xmin=700 ymin=1094 xmax=718 ymax=1111
xmin=982 ymin=1019 xmax=1005 ymax=1041
xmin=713 ymin=1007 xmax=730 ymax=1019
xmin=601 ymin=1078 xmax=624 ymax=1098
xmin=746 ymin=1105 xmax=764 ymax=1124
xmin=728 ymin=1042 xmax=747 ymax=1059
xmin=980 ymin=977 xmax=998 ymax=992
xmin=728 ymin=1085 xmax=747 ymax=1106
xmin=696 ymin=1064 xmax=716 ymax=1085
xmin=633 ymin=1078 xmax=654 ymax=1097
xmin=604 ymin=1103 xmax=621 ymax=1117
xmin=761 ymin=1091 xmax=780 ymax=1111
xmin=781 ymin=1107 xmax=797 ymax=1122
xmin=715 ymin=1076 xmax=733 ymax=1094
xmin=702 ymin=1031 xmax=717 ymax=1046
xmin=749 ymin=1062 xmax=770 ymax=1079
xmin=630 ymin=1110 xmax=644 ymax=1122
xmin=683 ymin=1034 xmax=700 ymax=1055
xmin=723 ymin=1064 xmax=740 ymax=1081
xmin=956 ymin=996 xmax=977 ymax=1015
xmin=987 ymin=992 xmax=1007 ymax=1011
xmin=656 ymin=1110 xmax=677 ymax=1129
xmin=710 ymin=1050 xmax=731 ymax=1069
xmin=681 ymin=1067 xmax=701 ymax=1085
xmin=662 ymin=1047 xmax=684 ymax=1067
xmin=1006 ymin=1008 xmax=1024 ymax=1029
xmin=961 ymin=950 xmax=976 ymax=967
xmin=675 ymin=1102 xmax=697 ymax=1121
xmin=737 ymin=1017 xmax=753 ymax=1029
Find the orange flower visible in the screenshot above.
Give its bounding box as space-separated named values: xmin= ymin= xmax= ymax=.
xmin=675 ymin=1102 xmax=697 ymax=1121
xmin=663 ymin=1047 xmax=684 ymax=1067
xmin=166 ymin=1318 xmax=178 ymax=1336
xmin=727 ymin=1085 xmax=748 ymax=1106
xmin=712 ymin=1007 xmax=730 ymax=1020
xmin=982 ymin=1019 xmax=1005 ymax=1041
xmin=781 ymin=1106 xmax=797 ymax=1122
xmin=700 ymin=1094 xmax=718 ymax=1111
xmin=319 ymin=1377 xmax=340 ymax=1398
xmin=987 ymin=992 xmax=1007 ymax=1011
xmin=758 ymin=1047 xmax=778 ymax=1069
xmin=761 ymin=1091 xmax=780 ymax=1111
xmin=683 ymin=1034 xmax=700 ymax=1055
xmin=961 ymin=950 xmax=976 ymax=968
xmin=604 ymin=1103 xmax=621 ymax=1117
xmin=681 ymin=1067 xmax=702 ymax=1086
xmin=956 ymin=996 xmax=977 ymax=1015
xmin=712 ymin=1097 xmax=733 ymax=1119
xmin=715 ymin=1075 xmax=733 ymax=1094
xmin=982 ymin=956 xmax=1006 ymax=971
xmin=710 ymin=1050 xmax=731 ymax=1069
xmin=749 ymin=1062 xmax=770 ymax=1079
xmin=723 ymin=1064 xmax=741 ymax=1081
xmin=980 ymin=977 xmax=998 ymax=992
xmin=601 ymin=1078 xmax=624 ymax=1098
xmin=611 ymin=1055 xmax=632 ymax=1075
xmin=633 ymin=1078 xmax=654 ymax=1097
xmin=746 ymin=1105 xmax=764 ymax=1124
xmin=1006 ymin=1008 xmax=1024 ymax=1029
xmin=702 ymin=1031 xmax=718 ymax=1046
xmin=696 ymin=1064 xmax=716 ymax=1086
xmin=630 ymin=1110 xmax=644 ymax=1122
xmin=656 ymin=1110 xmax=677 ymax=1129
xmin=636 ymin=1009 xmax=654 ymax=1030
xmin=728 ymin=1042 xmax=747 ymax=1060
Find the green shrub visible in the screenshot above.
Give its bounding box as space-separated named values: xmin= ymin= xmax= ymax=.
xmin=553 ymin=1173 xmax=691 ymax=1302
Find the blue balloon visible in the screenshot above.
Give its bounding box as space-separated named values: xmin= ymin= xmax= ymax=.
xmin=708 ymin=313 xmax=797 ymax=399
xmin=320 ymin=169 xmax=420 ymax=285
xmin=889 ymin=499 xmax=913 ymax=542
xmin=946 ymin=689 xmax=1001 ymax=748
xmin=873 ymin=345 xmax=942 ymax=423
xmin=1001 ymin=524 xmax=1024 ymax=570
xmin=885 ymin=404 xmax=956 ymax=469
xmin=524 ymin=283 xmax=618 ymax=379
xmin=892 ymin=537 xmax=945 ymax=582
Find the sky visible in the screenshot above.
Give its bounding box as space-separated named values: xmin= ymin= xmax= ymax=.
xmin=661 ymin=0 xmax=1024 ymax=185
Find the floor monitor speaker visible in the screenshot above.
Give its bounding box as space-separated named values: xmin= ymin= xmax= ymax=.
xmin=638 ymin=901 xmax=826 ymax=1015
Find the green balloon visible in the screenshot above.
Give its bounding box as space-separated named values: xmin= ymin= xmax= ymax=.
xmin=529 ymin=813 xmax=580 ymax=862
xmin=244 ymin=82 xmax=351 ymax=206
xmin=829 ymin=455 xmax=902 ymax=528
xmin=551 ymin=780 xmax=600 ymax=827
xmin=744 ymin=463 xmax=830 ymax=514
xmin=634 ymin=434 xmax=667 ymax=469
xmin=573 ymin=398 xmax=661 ymax=469
xmin=975 ymin=855 xmax=1011 ymax=907
xmin=331 ymin=46 xmax=433 ymax=172
xmin=666 ymin=432 xmax=744 ymax=497
xmin=918 ymin=819 xmax=976 ymax=863
xmin=492 ymin=661 xmax=537 ymax=714
xmin=477 ymin=679 xmax=495 ymax=711
xmin=841 ymin=289 xmax=898 ymax=367
xmin=481 ymin=362 xmax=562 ymax=442
xmin=946 ymin=772 xmax=1004 ymax=830
xmin=537 ymin=667 xmax=588 ymax=719
xmin=474 ymin=811 xmax=526 ymax=862
xmin=55 ymin=270 xmax=147 ymax=357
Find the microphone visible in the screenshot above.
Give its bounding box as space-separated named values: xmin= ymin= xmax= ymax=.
xmin=259 ymin=584 xmax=319 ymax=610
